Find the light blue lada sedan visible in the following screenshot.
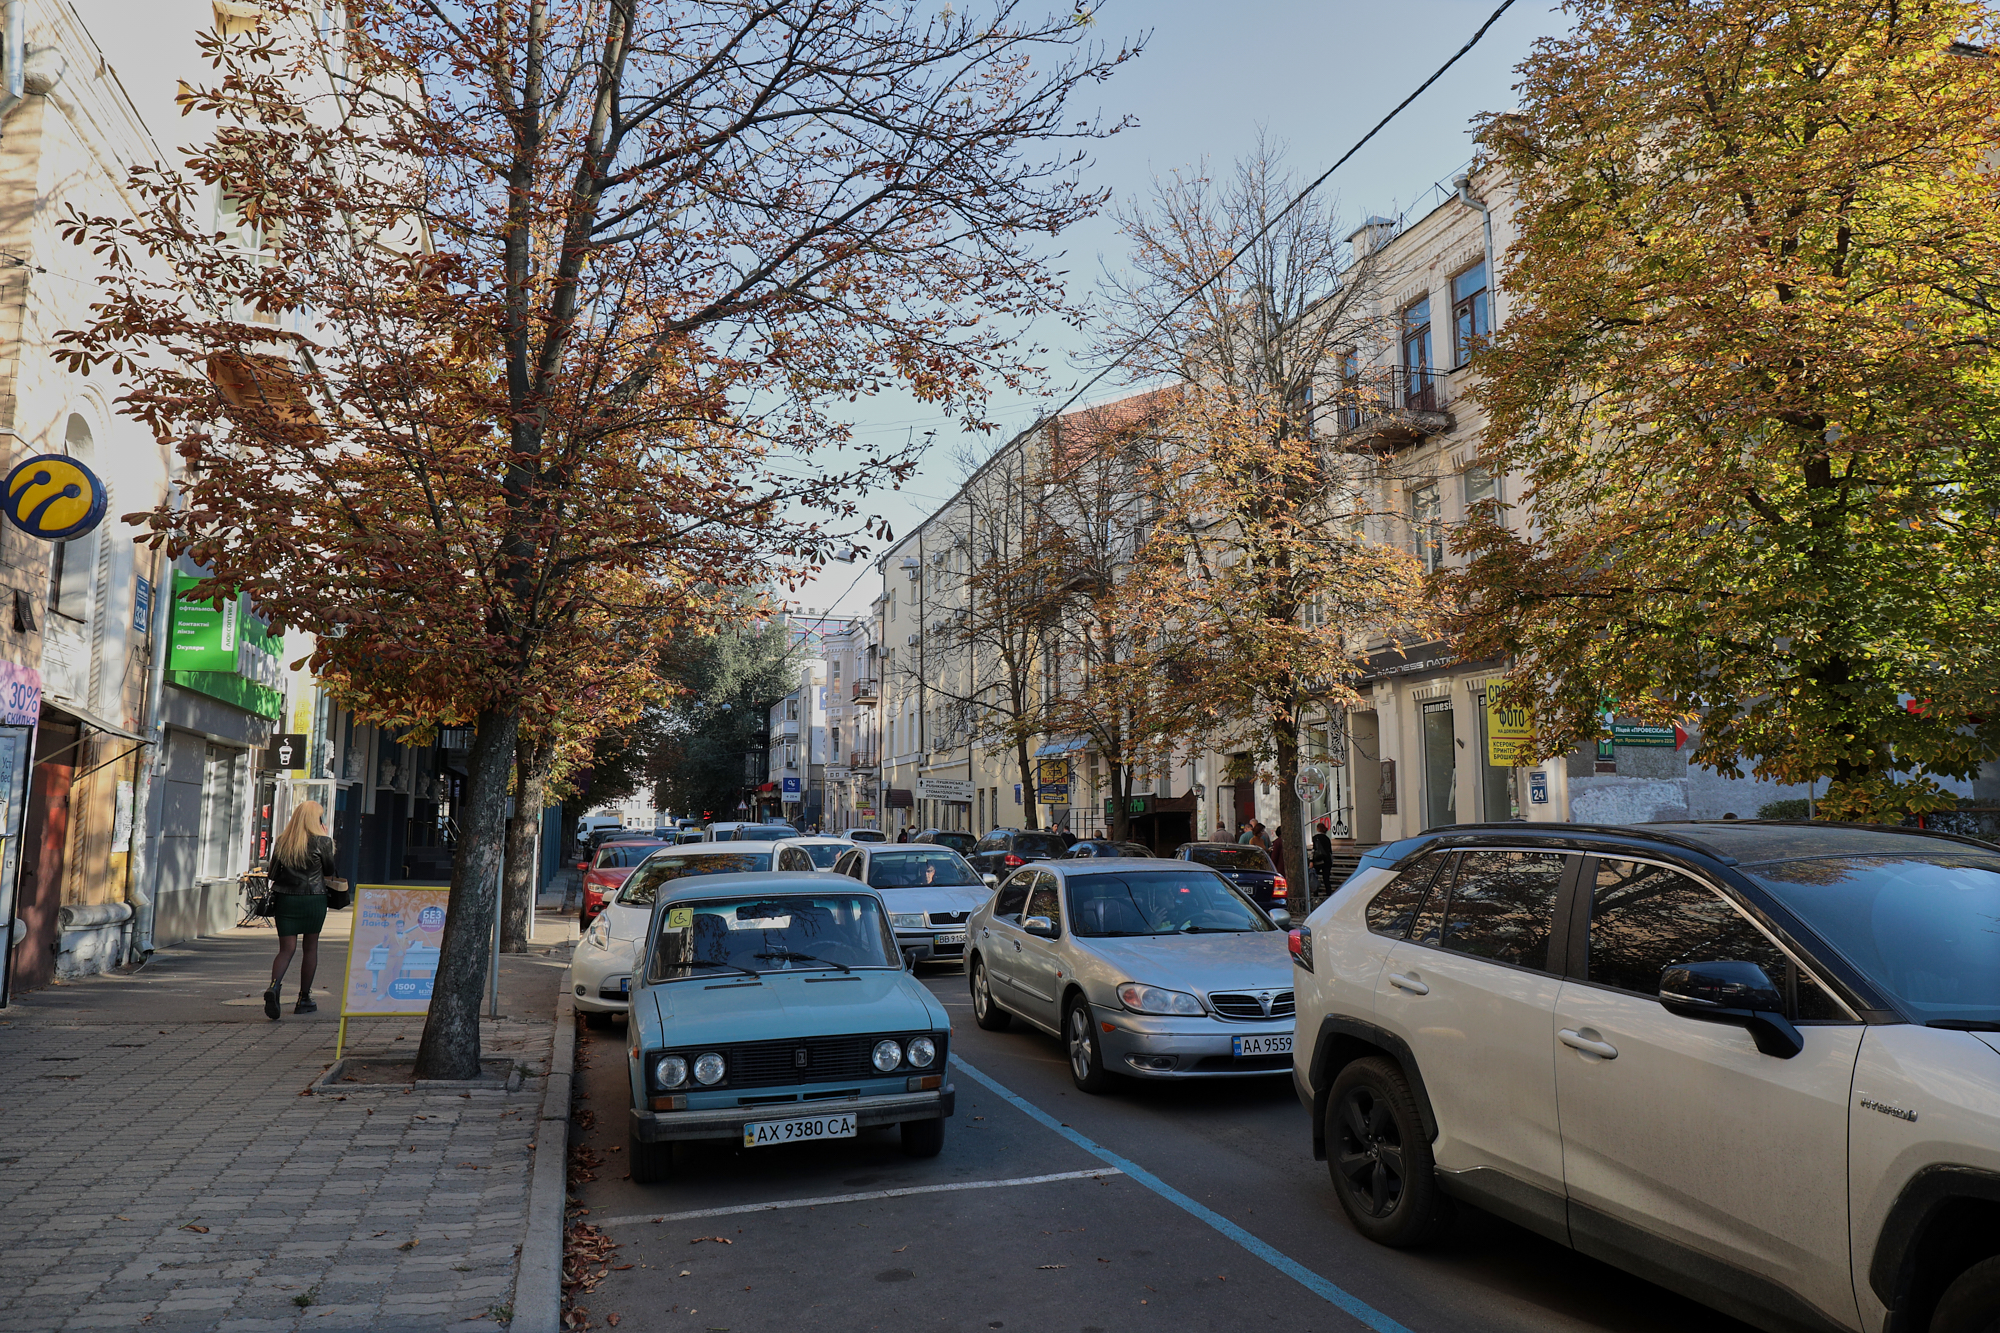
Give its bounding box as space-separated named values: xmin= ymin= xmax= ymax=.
xmin=625 ymin=871 xmax=954 ymax=1183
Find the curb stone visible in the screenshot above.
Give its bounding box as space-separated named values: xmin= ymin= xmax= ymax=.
xmin=511 ymin=985 xmax=575 ymax=1331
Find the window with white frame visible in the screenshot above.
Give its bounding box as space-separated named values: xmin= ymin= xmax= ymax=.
xmin=1409 ymin=483 xmax=1443 ymax=574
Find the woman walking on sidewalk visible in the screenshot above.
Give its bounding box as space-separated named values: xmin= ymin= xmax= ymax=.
xmin=264 ymin=801 xmax=337 ymax=1019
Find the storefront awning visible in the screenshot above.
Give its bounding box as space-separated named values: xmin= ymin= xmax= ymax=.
xmin=1033 ymin=736 xmax=1089 ymax=757
xmin=756 ymin=782 xmax=778 ymax=793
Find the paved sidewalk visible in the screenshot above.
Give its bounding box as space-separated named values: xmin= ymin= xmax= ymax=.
xmin=0 ymin=897 xmax=579 ymax=1333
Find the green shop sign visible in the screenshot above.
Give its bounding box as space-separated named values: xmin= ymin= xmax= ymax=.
xmin=167 ymin=572 xmax=283 ymax=720
xmin=1610 ymin=721 xmax=1679 ymax=748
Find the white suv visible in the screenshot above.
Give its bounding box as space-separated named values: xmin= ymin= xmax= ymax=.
xmin=1290 ymin=821 xmax=2000 ymax=1333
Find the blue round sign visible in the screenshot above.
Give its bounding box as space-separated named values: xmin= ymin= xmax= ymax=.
xmin=3 ymin=453 xmax=108 ymax=541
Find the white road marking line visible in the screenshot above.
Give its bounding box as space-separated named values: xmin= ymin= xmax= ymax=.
xmin=591 ymin=1167 xmax=1123 ymax=1227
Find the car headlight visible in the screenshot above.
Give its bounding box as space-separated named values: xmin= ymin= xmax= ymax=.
xmin=890 ymin=913 xmax=926 ymax=929
xmin=653 ymin=1055 xmax=688 ymax=1089
xmin=907 ymin=1036 xmax=936 ymax=1068
xmin=693 ymin=1052 xmax=726 ymax=1086
xmin=582 ymin=918 xmax=610 ymax=949
xmin=1117 ymin=983 xmax=1206 ymax=1016
xmin=872 ymin=1039 xmax=903 ymax=1072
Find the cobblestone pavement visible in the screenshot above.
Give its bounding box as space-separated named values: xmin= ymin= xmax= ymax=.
xmin=0 ymin=906 xmax=577 ymax=1333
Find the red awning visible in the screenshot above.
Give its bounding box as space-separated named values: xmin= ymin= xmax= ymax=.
xmin=756 ymin=782 xmax=778 ymax=793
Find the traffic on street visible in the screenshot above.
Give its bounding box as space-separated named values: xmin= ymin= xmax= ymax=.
xmin=566 ymin=965 xmax=1756 ymax=1333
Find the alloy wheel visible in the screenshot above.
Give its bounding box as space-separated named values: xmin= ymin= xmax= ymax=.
xmin=1333 ymin=1085 xmax=1407 ymax=1218
xmin=973 ymin=964 xmax=991 ymax=1019
xmin=1067 ymin=1005 xmax=1094 ymax=1082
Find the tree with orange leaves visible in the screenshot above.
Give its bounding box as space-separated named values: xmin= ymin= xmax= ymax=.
xmin=58 ymin=0 xmax=1140 ymax=1076
xmin=1449 ymin=0 xmax=2000 ymax=823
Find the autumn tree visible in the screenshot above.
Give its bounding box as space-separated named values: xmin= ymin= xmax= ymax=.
xmin=1030 ymin=397 xmax=1220 ymax=842
xmin=911 ymin=436 xmax=1062 ymax=829
xmin=1450 ymin=0 xmax=2000 ymax=822
xmin=1097 ymin=147 xmax=1426 ymax=898
xmin=61 ymin=1 xmax=1139 ymax=1076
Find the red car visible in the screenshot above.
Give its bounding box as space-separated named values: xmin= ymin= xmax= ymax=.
xmin=578 ymin=839 xmax=667 ymax=925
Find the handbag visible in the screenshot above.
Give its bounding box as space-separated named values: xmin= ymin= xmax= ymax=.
xmin=249 ymin=883 xmax=277 ymax=918
xmin=324 ymin=877 xmax=352 ymax=911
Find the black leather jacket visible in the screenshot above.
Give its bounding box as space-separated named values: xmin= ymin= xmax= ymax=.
xmin=268 ymin=836 xmax=337 ymax=895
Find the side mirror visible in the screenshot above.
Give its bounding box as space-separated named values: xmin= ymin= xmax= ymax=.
xmin=1267 ymin=909 xmax=1291 ymax=929
xmin=982 ymin=874 xmax=999 ymax=890
xmin=1023 ymin=915 xmax=1057 ymax=939
xmin=1660 ymin=960 xmax=1803 ymax=1059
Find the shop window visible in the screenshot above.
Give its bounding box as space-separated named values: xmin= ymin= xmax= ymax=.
xmin=1421 ymin=701 xmax=1457 ymax=830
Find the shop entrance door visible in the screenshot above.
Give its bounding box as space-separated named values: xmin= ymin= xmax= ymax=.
xmin=15 ymin=720 xmax=78 ymax=992
xmin=1421 ymin=700 xmax=1457 ymax=829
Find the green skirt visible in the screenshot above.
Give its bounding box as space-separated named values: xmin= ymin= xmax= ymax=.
xmin=272 ymin=892 xmax=329 ymax=937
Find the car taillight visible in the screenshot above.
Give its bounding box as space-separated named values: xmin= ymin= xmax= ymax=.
xmin=1288 ymin=925 xmax=1313 ymax=972
xmin=1003 ymin=853 xmax=1024 ymax=868
xmin=1272 ymin=875 xmax=1288 ymax=899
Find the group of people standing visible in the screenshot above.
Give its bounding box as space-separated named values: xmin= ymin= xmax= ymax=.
xmin=1216 ymin=815 xmax=1338 ymax=890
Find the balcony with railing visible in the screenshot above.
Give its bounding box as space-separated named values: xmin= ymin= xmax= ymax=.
xmin=846 ymin=750 xmax=879 ymax=772
xmin=1334 ymin=366 xmax=1453 ymax=450
xmin=851 ymin=678 xmax=878 ymax=702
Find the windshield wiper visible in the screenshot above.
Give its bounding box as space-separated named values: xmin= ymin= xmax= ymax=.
xmin=755 ymin=949 xmax=851 ymax=973
xmin=1929 ymin=1019 xmax=2000 ymax=1031
xmin=686 ymin=959 xmax=762 ymax=980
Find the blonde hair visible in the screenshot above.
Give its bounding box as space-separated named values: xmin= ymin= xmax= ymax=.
xmin=273 ymin=800 xmax=331 ymax=870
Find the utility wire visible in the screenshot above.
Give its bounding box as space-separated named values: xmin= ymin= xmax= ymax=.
xmin=1039 ymin=0 xmax=1520 ymax=425
xmin=815 ymin=0 xmax=1523 ymax=616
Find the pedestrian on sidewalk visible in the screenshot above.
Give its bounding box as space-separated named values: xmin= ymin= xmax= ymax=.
xmin=264 ymin=800 xmax=338 ymax=1019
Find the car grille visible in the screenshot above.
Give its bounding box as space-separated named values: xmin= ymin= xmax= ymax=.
xmin=1207 ymin=991 xmax=1295 ymax=1021
xmin=926 ymin=911 xmax=970 ymax=927
xmin=661 ymin=1032 xmax=946 ymax=1091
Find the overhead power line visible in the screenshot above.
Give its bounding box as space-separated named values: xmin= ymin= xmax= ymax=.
xmin=1043 ymin=0 xmax=1521 ymax=425
xmin=814 ymin=0 xmax=1524 ymax=616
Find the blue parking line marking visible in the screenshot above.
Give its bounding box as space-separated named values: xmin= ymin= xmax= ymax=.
xmin=950 ymin=1055 xmax=1415 ymax=1333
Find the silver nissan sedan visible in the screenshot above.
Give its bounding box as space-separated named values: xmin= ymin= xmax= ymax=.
xmin=965 ymin=858 xmax=1295 ymax=1092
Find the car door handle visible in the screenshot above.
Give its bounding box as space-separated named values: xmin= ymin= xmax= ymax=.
xmin=1559 ymin=1028 xmax=1619 ymax=1059
xmin=1387 ymin=972 xmax=1428 ymax=995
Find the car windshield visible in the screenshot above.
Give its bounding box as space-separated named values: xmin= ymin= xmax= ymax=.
xmin=1186 ymin=846 xmax=1273 ymax=872
xmin=647 ymin=894 xmax=898 ymax=978
xmin=595 ymin=842 xmax=665 ymax=869
xmin=791 ymin=843 xmax=845 ymax=868
xmin=618 ymin=852 xmax=773 ymax=905
xmin=1014 ymin=832 xmax=1068 ymax=858
xmin=1747 ymin=853 xmax=2000 ymax=1026
xmin=866 ymin=850 xmax=981 ymax=888
xmin=924 ymin=831 xmax=977 ymax=854
xmin=1068 ymin=870 xmax=1272 ymax=937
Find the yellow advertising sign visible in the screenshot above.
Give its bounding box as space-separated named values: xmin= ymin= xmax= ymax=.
xmin=335 ymin=885 xmax=451 ymax=1055
xmin=1485 ymin=695 xmax=1536 ymax=767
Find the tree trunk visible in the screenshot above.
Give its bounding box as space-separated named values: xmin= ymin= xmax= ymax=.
xmin=501 ymin=731 xmax=554 ymax=953
xmin=1015 ymin=737 xmax=1037 ymax=832
xmin=1109 ymin=763 xmax=1130 ymax=841
xmin=1273 ymin=707 xmax=1310 ymax=916
xmin=414 ymin=704 xmax=521 ymax=1080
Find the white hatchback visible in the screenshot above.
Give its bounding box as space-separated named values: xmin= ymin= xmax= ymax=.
xmin=567 ymin=841 xmax=812 ymax=1026
xmin=1291 ymin=821 xmax=2000 ymax=1333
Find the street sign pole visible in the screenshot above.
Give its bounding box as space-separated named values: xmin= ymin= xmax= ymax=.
xmin=489 ymin=858 xmax=502 ymax=1020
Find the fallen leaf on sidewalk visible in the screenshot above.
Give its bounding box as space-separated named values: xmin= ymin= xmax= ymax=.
xmin=610 ymin=1264 xmax=633 ymax=1271
xmin=115 ymin=1217 xmax=129 ymax=1222
xmin=893 ymin=1245 xmax=908 ymax=1253
xmin=690 ymin=1236 xmax=732 ymax=1245
xmin=458 ymin=1162 xmax=482 ymax=1169
xmin=606 ymin=1316 xmax=620 ymax=1327
xmin=397 ymin=1240 xmax=419 ymax=1251
xmin=181 ymin=1225 xmax=208 ymax=1233
xmin=372 ymin=1232 xmax=387 ymax=1238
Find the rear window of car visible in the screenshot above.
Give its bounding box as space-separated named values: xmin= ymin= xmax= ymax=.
xmin=619 ymin=852 xmax=773 ymax=904
xmin=1014 ymin=832 xmax=1067 ymax=858
xmin=1186 ymin=846 xmax=1273 ymax=872
xmin=798 ymin=843 xmax=847 ymax=868
xmin=1748 ymin=853 xmax=2000 ymax=1026
xmin=596 ymin=842 xmax=665 ymax=868
xmin=866 ymin=850 xmax=980 ymax=888
xmin=923 ymin=831 xmax=978 ymax=854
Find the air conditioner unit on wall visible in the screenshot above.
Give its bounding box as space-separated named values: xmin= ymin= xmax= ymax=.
xmin=906 ymin=633 xmax=920 ymax=647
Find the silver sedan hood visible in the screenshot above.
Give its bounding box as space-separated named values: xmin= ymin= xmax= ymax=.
xmin=1074 ymin=930 xmax=1290 ymax=993
xmin=875 ymin=884 xmax=989 ymax=916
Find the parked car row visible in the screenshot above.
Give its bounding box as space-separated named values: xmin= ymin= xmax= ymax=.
xmin=562 ymin=818 xmax=2000 ymax=1333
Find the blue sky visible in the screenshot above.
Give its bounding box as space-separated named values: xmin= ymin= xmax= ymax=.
xmin=77 ymin=0 xmax=1565 ymax=618
xmin=794 ymin=0 xmax=1564 ymax=616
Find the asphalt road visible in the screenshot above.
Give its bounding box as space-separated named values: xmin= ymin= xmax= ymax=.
xmin=566 ymin=967 xmax=1759 ymax=1333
